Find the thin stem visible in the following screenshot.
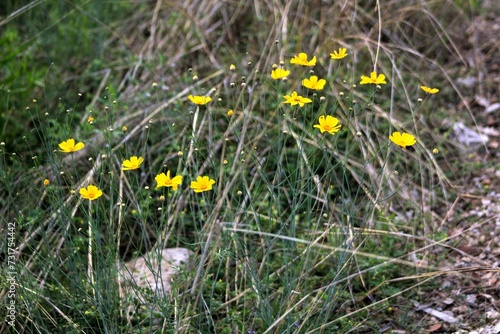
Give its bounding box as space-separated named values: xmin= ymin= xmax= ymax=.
xmin=88 ymin=200 xmax=96 ymax=298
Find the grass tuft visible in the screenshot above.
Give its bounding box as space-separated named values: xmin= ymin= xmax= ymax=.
xmin=1 ymin=0 xmax=495 ymax=333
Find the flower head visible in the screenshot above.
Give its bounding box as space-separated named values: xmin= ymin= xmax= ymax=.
xmin=188 ymin=95 xmax=212 ymax=105
xmin=283 ymin=91 xmax=312 ymax=107
xmin=313 ymin=115 xmax=342 ymax=135
xmin=190 ymin=176 xmax=216 ymax=193
xmin=43 ymin=179 xmax=50 ymax=187
xmin=330 ymin=48 xmax=348 ymax=60
xmin=59 ymin=139 xmax=85 ymax=153
xmin=360 ymin=71 xmax=387 ymax=85
xmin=290 ymin=53 xmax=316 ymax=66
xmin=227 ymin=109 xmax=234 ymax=116
xmin=389 ymin=132 xmax=416 ymax=148
xmin=420 ymin=86 xmax=439 ymax=94
xmin=87 ymin=116 xmax=94 ymax=123
xmin=122 ymin=156 xmax=144 ymax=171
xmin=302 ymin=75 xmax=326 ymax=90
xmin=155 ymin=171 xmax=183 ymax=191
xmin=80 ymin=185 xmax=103 ymax=201
xmin=271 ymin=68 xmax=290 ymax=80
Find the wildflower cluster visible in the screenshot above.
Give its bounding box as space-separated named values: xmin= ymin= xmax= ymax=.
xmin=56 ymin=47 xmax=438 ymax=203
xmin=58 ymin=102 xmax=219 ymax=201
xmin=267 ymin=49 xmax=437 ymax=145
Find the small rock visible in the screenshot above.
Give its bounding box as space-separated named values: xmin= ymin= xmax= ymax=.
xmin=485 ymin=103 xmax=500 ymax=114
xmin=118 ymin=247 xmax=194 ymax=300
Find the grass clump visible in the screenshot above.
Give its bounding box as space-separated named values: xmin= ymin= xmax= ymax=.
xmin=1 ymin=0 xmax=490 ymax=333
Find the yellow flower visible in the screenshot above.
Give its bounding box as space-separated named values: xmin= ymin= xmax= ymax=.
xmin=43 ymin=179 xmax=50 ymax=187
xmin=155 ymin=171 xmax=183 ymax=191
xmin=360 ymin=71 xmax=387 ymax=85
xmin=188 ymin=95 xmax=212 ymax=105
xmin=87 ymin=116 xmax=94 ymax=123
xmin=229 ymin=64 xmax=236 ymax=71
xmin=313 ymin=115 xmax=341 ymax=135
xmin=302 ymin=75 xmax=326 ymax=90
xmin=58 ymin=139 xmax=85 ymax=153
xmin=271 ymin=68 xmax=290 ymax=80
xmin=389 ymin=132 xmax=416 ymax=148
xmin=290 ymin=53 xmax=316 ymax=66
xmin=420 ymin=86 xmax=439 ymax=94
xmin=190 ymin=176 xmax=216 ymax=193
xmin=80 ymin=185 xmax=103 ymax=201
xmin=122 ymin=156 xmax=144 ymax=170
xmin=283 ymin=91 xmax=312 ymax=107
xmin=330 ymin=48 xmax=348 ymax=60
xmin=122 ymin=126 xmax=128 ymax=132
xmin=227 ymin=109 xmax=234 ymax=116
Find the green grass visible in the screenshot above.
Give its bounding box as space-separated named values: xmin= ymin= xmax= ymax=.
xmin=0 ymin=0 xmax=489 ymax=333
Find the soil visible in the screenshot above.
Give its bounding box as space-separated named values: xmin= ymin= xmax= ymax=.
xmin=397 ymin=12 xmax=500 ymax=334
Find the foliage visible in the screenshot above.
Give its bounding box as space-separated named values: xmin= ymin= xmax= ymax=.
xmin=0 ymin=0 xmax=486 ymax=333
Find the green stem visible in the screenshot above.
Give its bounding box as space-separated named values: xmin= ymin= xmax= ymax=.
xmin=88 ymin=200 xmax=96 ymax=298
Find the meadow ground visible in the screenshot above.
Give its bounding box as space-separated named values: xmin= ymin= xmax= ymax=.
xmin=1 ymin=0 xmax=499 ymax=333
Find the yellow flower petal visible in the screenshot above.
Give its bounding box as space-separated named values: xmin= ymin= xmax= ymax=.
xmin=80 ymin=185 xmax=103 ymax=201
xmin=330 ymin=48 xmax=348 ymax=60
xmin=271 ymin=68 xmax=290 ymax=80
xmin=283 ymin=91 xmax=313 ymax=107
xmin=302 ymin=75 xmax=326 ymax=90
xmin=155 ymin=171 xmax=182 ymax=191
xmin=420 ymin=86 xmax=439 ymax=94
xmin=58 ymin=139 xmax=85 ymax=153
xmin=190 ymin=176 xmax=216 ymax=193
xmin=290 ymin=53 xmax=316 ymax=66
xmin=389 ymin=132 xmax=416 ymax=148
xmin=313 ymin=115 xmax=341 ymax=135
xmin=122 ymin=156 xmax=144 ymax=171
xmin=188 ymin=95 xmax=212 ymax=105
xmin=360 ymin=71 xmax=387 ymax=85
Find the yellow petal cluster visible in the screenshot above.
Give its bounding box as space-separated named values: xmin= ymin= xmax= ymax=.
xmin=155 ymin=171 xmax=183 ymax=191
xmin=389 ymin=132 xmax=416 ymax=148
xmin=290 ymin=53 xmax=316 ymax=66
xmin=330 ymin=48 xmax=348 ymax=60
xmin=122 ymin=156 xmax=144 ymax=171
xmin=283 ymin=92 xmax=312 ymax=107
xmin=80 ymin=185 xmax=103 ymax=201
xmin=302 ymin=75 xmax=326 ymax=90
xmin=313 ymin=115 xmax=342 ymax=135
xmin=420 ymin=86 xmax=439 ymax=94
xmin=59 ymin=139 xmax=85 ymax=153
xmin=360 ymin=72 xmax=387 ymax=85
xmin=188 ymin=95 xmax=212 ymax=105
xmin=190 ymin=176 xmax=216 ymax=193
xmin=271 ymin=68 xmax=290 ymax=80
